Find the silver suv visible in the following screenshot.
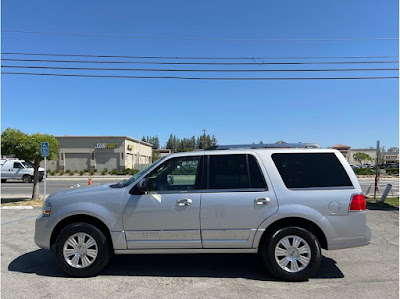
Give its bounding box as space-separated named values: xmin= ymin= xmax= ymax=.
xmin=35 ymin=143 xmax=371 ymax=281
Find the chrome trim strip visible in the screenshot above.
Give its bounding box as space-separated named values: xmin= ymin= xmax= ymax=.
xmin=289 ymin=186 xmax=354 ymax=191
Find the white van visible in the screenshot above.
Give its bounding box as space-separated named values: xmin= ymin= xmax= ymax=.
xmin=1 ymin=158 xmax=44 ymax=183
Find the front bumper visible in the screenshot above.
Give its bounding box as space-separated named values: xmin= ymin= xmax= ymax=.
xmin=34 ymin=214 xmax=53 ymax=250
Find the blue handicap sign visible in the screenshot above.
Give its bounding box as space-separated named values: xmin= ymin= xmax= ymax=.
xmin=41 ymin=142 xmax=49 ymax=157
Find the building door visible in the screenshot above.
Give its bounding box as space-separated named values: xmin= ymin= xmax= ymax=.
xmin=65 ymin=153 xmax=90 ymax=171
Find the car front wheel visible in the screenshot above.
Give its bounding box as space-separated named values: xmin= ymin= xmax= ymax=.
xmin=54 ymin=222 xmax=111 ymax=277
xmin=260 ymin=227 xmax=321 ymax=281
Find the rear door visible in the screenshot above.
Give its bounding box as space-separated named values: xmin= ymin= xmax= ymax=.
xmin=200 ymin=153 xmax=278 ymax=248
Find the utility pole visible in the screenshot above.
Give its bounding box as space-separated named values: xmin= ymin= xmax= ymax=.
xmin=202 ymin=129 xmax=207 ymax=150
xmin=374 ymin=140 xmax=380 ymax=200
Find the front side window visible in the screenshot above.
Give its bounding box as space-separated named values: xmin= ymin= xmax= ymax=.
xmin=13 ymin=162 xmax=23 ymax=169
xmin=147 ymin=156 xmax=201 ymax=192
xmin=272 ymin=153 xmax=353 ymax=189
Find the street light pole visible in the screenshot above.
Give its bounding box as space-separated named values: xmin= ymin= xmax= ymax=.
xmin=374 ymin=140 xmax=380 ymax=200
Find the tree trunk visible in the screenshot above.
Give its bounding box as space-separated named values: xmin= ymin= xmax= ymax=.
xmin=31 ymin=157 xmax=41 ymax=200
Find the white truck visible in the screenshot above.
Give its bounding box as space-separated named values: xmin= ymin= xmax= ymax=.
xmin=1 ymin=158 xmax=44 ymax=183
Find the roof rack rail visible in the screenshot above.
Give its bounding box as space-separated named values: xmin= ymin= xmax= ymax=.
xmin=206 ymin=143 xmax=320 ymax=150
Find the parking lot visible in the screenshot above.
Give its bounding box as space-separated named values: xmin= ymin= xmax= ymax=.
xmin=1 ymin=208 xmax=398 ymax=299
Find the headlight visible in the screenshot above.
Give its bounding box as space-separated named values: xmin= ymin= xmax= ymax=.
xmin=42 ymin=203 xmax=52 ymax=217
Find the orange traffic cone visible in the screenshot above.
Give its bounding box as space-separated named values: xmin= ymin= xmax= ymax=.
xmin=88 ymin=178 xmax=92 ymax=186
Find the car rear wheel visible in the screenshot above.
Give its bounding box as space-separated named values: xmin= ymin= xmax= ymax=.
xmin=54 ymin=222 xmax=112 ymax=277
xmin=23 ymin=175 xmax=32 ymax=183
xmin=260 ymin=227 xmax=321 ymax=281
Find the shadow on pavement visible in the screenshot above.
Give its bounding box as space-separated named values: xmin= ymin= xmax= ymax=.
xmin=8 ymin=249 xmax=344 ymax=280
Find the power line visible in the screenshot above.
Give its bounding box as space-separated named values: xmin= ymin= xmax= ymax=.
xmin=2 ymin=65 xmax=398 ymax=72
xmin=2 ymin=72 xmax=398 ymax=80
xmin=2 ymin=30 xmax=398 ymax=42
xmin=2 ymin=58 xmax=398 ymax=65
xmin=2 ymin=52 xmax=398 ymax=60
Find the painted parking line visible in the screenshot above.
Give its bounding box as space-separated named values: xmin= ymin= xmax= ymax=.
xmin=0 ymin=215 xmax=37 ymax=227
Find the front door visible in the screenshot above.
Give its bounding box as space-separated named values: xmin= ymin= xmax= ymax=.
xmin=122 ymin=155 xmax=204 ymax=249
xmin=200 ymin=153 xmax=279 ymax=248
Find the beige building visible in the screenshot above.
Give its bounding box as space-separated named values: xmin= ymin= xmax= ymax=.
xmin=43 ymin=136 xmax=152 ymax=171
xmin=330 ymin=144 xmax=399 ymax=165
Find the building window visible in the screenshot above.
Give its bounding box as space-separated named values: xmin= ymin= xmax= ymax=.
xmin=91 ymin=153 xmax=94 ymax=160
xmin=60 ymin=153 xmax=64 ymax=160
xmin=121 ymin=153 xmax=124 ymax=159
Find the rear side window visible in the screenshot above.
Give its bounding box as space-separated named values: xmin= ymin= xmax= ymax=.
xmin=208 ymin=154 xmax=267 ymax=190
xmin=209 ymin=155 xmax=249 ymax=189
xmin=248 ymin=155 xmax=267 ymax=188
xmin=272 ymin=153 xmax=353 ymax=189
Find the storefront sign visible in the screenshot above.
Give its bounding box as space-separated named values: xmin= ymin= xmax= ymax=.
xmin=127 ymin=144 xmax=134 ymax=151
xmin=95 ymin=143 xmax=118 ymax=149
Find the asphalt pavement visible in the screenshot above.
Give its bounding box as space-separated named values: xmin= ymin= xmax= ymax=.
xmin=1 ymin=208 xmax=398 ymax=299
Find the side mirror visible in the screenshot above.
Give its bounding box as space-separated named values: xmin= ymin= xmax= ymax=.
xmin=167 ymin=175 xmax=174 ymax=185
xmin=130 ymin=178 xmax=149 ymax=195
xmin=137 ymin=178 xmax=149 ymax=193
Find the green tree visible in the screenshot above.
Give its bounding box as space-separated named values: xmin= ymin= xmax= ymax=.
xmin=1 ymin=128 xmax=59 ymax=200
xmin=387 ymin=147 xmax=399 ymax=153
xmin=353 ymin=152 xmax=372 ymax=166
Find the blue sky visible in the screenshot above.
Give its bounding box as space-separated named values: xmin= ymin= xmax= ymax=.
xmin=1 ymin=0 xmax=399 ymax=149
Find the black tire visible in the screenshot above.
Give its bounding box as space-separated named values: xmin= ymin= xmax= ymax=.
xmin=23 ymin=175 xmax=32 ymax=183
xmin=260 ymin=227 xmax=321 ymax=282
xmin=54 ymin=222 xmax=112 ymax=277
xmin=1 ymin=179 xmax=6 ymax=183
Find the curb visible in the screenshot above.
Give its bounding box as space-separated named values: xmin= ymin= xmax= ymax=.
xmin=1 ymin=206 xmax=33 ymax=210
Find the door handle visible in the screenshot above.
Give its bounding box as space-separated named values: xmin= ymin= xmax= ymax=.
xmin=177 ymin=198 xmax=192 ymax=206
xmin=254 ymin=197 xmax=271 ymax=205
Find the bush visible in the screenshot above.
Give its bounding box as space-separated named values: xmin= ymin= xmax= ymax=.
xmin=84 ymin=169 xmax=89 ymax=173
xmin=50 ymin=170 xmax=56 ymax=176
xmin=79 ymin=171 xmax=84 ymax=176
xmin=387 ymin=168 xmax=399 ymax=175
xmin=89 ymin=170 xmax=94 ymax=175
xmin=59 ymin=170 xmax=64 ymax=176
xmin=123 ymin=168 xmax=139 ymax=175
xmin=354 ymin=168 xmax=374 ymax=175
xmin=101 ymin=170 xmax=107 ymax=175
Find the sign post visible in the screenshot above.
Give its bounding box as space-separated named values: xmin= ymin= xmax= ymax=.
xmin=41 ymin=142 xmax=49 ymax=200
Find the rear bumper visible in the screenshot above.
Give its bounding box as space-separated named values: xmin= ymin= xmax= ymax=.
xmin=327 ymin=225 xmax=371 ymax=250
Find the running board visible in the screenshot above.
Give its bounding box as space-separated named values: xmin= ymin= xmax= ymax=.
xmin=114 ymin=248 xmax=257 ymax=254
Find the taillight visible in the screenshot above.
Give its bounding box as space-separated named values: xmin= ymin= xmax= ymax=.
xmin=349 ymin=194 xmax=367 ymax=211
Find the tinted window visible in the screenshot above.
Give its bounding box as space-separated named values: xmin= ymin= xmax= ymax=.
xmin=147 ymin=156 xmax=201 ymax=191
xmin=209 ymin=155 xmax=249 ymax=189
xmin=248 ymin=155 xmax=267 ymax=188
xmin=13 ymin=162 xmax=23 ymax=169
xmin=272 ymin=153 xmax=353 ymax=189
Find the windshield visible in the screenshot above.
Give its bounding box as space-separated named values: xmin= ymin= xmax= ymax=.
xmin=111 ymin=156 xmax=166 ymax=188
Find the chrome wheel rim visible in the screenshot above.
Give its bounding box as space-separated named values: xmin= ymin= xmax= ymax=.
xmin=63 ymin=232 xmax=98 ymax=269
xmin=274 ymin=235 xmax=311 ymax=273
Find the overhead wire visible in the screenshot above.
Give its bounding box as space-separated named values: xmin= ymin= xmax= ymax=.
xmin=2 ymin=72 xmax=398 ymax=80
xmin=2 ymin=65 xmax=398 ymax=72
